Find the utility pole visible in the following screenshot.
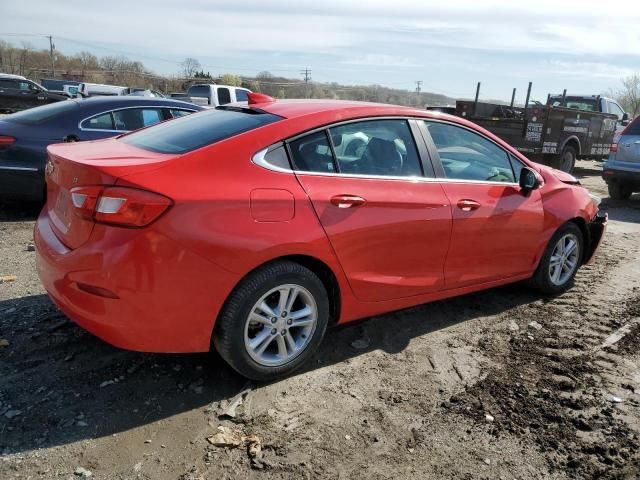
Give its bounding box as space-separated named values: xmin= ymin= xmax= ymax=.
xmin=300 ymin=68 xmax=311 ymax=98
xmin=415 ymin=80 xmax=423 ymax=106
xmin=47 ymin=35 xmax=55 ymax=79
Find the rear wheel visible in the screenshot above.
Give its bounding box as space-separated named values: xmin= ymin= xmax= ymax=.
xmin=553 ymin=145 xmax=577 ymax=173
xmin=608 ymin=181 xmax=632 ymax=200
xmin=213 ymin=260 xmax=329 ymax=381
xmin=531 ymin=223 xmax=583 ymax=295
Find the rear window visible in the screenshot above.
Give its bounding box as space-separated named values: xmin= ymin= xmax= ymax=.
xmin=121 ymin=108 xmax=281 ymax=154
xmin=6 ymin=100 xmax=78 ymax=124
xmin=624 ymin=117 xmax=640 ymax=136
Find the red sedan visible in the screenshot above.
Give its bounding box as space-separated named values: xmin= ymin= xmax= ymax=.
xmin=35 ymin=93 xmax=606 ymax=380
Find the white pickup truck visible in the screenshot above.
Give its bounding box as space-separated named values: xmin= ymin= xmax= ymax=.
xmin=179 ymin=84 xmax=251 ymax=107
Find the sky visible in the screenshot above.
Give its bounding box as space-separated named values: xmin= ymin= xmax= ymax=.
xmin=3 ymin=0 xmax=640 ymax=103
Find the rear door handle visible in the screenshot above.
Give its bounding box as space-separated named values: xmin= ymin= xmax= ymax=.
xmin=457 ymin=199 xmax=481 ymax=211
xmin=330 ymin=194 xmax=366 ymax=208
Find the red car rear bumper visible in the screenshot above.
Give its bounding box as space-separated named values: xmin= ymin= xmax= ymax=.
xmin=34 ymin=209 xmax=239 ymax=353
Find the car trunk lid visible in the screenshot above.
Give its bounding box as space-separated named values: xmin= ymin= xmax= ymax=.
xmin=46 ymin=139 xmax=172 ymax=249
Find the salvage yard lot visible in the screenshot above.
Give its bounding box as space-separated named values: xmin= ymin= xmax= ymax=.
xmin=1 ymin=160 xmax=639 ymax=479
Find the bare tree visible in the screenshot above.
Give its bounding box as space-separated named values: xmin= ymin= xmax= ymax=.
xmin=180 ymin=57 xmax=201 ymax=79
xmin=620 ymin=74 xmax=640 ymax=117
xmin=609 ymin=73 xmax=640 ymax=117
xmin=75 ymin=51 xmax=99 ymax=79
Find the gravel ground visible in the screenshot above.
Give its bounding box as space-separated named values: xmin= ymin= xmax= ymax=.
xmin=1 ymin=160 xmax=639 ymax=479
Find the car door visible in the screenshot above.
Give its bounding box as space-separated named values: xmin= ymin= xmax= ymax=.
xmin=0 ymin=79 xmax=22 ymax=111
xmin=290 ymin=118 xmax=452 ymax=302
xmin=420 ymin=120 xmax=544 ymax=288
xmin=17 ymin=81 xmax=45 ymax=109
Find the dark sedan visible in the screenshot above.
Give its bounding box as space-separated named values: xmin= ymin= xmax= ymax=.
xmin=0 ymin=96 xmax=203 ymax=202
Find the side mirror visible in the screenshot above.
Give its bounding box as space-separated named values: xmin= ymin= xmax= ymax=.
xmin=622 ymin=112 xmax=630 ymax=126
xmin=519 ymin=167 xmax=541 ymax=195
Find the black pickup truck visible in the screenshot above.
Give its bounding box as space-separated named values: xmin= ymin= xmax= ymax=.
xmin=455 ymin=83 xmax=624 ymax=173
xmin=0 ymin=74 xmax=67 ymax=113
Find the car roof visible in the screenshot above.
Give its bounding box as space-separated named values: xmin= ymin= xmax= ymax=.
xmin=254 ymin=99 xmax=430 ymax=120
xmin=71 ymin=96 xmax=202 ymax=109
xmin=0 ymin=73 xmax=27 ymax=80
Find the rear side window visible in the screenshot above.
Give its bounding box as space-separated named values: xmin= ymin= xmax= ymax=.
xmin=235 ymin=89 xmax=249 ymax=102
xmin=6 ymin=100 xmax=78 ymax=124
xmin=289 ymin=131 xmax=337 ymax=173
xmin=329 ymin=120 xmax=423 ymax=177
xmin=217 ymin=88 xmax=231 ymax=105
xmin=81 ymin=112 xmax=114 ymax=130
xmin=121 ymin=108 xmax=281 ymax=154
xmin=113 ymin=108 xmax=164 ymax=131
xmin=0 ymin=79 xmax=17 ymax=88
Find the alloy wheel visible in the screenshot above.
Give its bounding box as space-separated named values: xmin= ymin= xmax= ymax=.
xmin=243 ymin=284 xmax=318 ymax=367
xmin=548 ymin=233 xmax=580 ymax=286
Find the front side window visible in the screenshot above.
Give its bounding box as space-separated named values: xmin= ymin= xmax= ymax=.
xmin=608 ymin=101 xmax=625 ymax=121
xmin=423 ymin=121 xmax=516 ymax=183
xmin=217 ymin=88 xmax=231 ymax=105
xmin=329 ymin=120 xmax=423 ymax=177
xmin=235 ymin=89 xmax=249 ymax=102
xmin=170 ymin=108 xmax=194 ymax=118
xmin=81 ymin=112 xmax=114 ymax=130
xmin=113 ymin=108 xmax=164 ymax=131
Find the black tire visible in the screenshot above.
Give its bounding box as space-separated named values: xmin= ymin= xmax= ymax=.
xmin=531 ymin=222 xmax=583 ymax=295
xmin=213 ymin=260 xmax=329 ymax=381
xmin=608 ymin=182 xmax=632 ymax=200
xmin=553 ymin=145 xmax=577 ymax=173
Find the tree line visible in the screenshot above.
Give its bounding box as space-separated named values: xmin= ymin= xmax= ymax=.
xmin=1 ymin=40 xmax=639 ymax=115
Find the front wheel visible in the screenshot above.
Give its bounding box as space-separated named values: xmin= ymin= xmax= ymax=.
xmin=531 ymin=223 xmax=583 ymax=295
xmin=213 ymin=261 xmax=329 ymax=381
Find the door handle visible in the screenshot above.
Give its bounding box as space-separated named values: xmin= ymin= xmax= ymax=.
xmin=457 ymin=199 xmax=481 ymax=212
xmin=330 ymin=194 xmax=366 ymax=208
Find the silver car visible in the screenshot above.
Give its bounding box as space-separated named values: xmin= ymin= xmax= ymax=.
xmin=603 ymin=116 xmax=640 ymax=200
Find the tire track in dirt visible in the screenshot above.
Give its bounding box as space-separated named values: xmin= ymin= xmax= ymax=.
xmin=447 ymin=236 xmax=640 ymax=479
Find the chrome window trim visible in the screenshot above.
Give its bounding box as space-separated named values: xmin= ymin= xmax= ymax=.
xmin=252 ymin=146 xmax=518 ymax=186
xmin=252 ymin=115 xmax=521 ymax=187
xmin=0 ymin=166 xmax=39 ymax=172
xmin=252 ymin=147 xmax=294 ymax=174
xmin=78 ymin=105 xmax=197 ymax=132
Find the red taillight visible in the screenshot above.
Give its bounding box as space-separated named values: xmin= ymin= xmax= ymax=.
xmin=0 ymin=136 xmax=15 ymax=146
xmin=69 ymin=186 xmax=172 ymax=227
xmin=610 ymin=143 xmax=618 ymax=153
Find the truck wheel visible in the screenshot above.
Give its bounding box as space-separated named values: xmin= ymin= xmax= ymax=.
xmin=554 ymin=146 xmax=576 ymax=173
xmin=608 ymin=182 xmax=632 ymax=200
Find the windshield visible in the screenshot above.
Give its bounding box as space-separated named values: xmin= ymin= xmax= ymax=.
xmin=5 ymin=100 xmax=78 ymax=124
xmin=121 ymin=108 xmax=282 ymax=154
